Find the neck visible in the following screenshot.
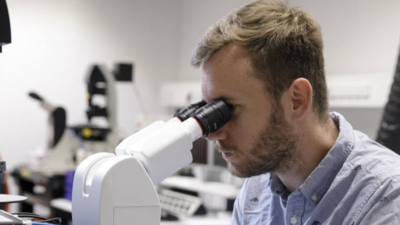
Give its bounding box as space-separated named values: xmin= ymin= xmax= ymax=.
xmin=275 ymin=115 xmax=339 ymax=193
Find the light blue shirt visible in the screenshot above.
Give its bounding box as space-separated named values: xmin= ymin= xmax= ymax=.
xmin=232 ymin=112 xmax=400 ymax=225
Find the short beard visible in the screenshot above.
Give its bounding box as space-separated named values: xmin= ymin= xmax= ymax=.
xmin=216 ymin=103 xmax=298 ymax=178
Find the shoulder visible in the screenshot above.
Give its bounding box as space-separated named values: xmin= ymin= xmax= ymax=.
xmin=356 ymin=175 xmax=400 ymax=223
xmin=343 ymin=131 xmax=400 ymax=222
xmin=349 ymin=131 xmax=400 ymax=182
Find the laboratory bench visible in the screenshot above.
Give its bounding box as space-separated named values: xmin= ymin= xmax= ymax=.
xmin=50 ymin=198 xmax=231 ymax=225
xmin=11 ymin=168 xmax=65 ymax=213
xmin=11 ymin=169 xmax=237 ymax=224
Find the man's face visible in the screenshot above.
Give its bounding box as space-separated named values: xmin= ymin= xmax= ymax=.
xmin=201 ymin=44 xmax=298 ymax=178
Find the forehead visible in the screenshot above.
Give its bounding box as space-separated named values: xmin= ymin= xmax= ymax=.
xmin=201 ymin=44 xmax=266 ymax=102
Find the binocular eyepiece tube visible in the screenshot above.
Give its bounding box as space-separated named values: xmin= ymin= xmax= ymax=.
xmin=174 ymin=101 xmax=206 ymax=122
xmin=176 ymin=100 xmax=232 ymax=137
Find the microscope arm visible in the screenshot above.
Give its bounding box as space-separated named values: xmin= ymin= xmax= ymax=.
xmin=72 ymin=101 xmax=231 ymax=225
xmin=73 ymin=152 xmax=161 ymax=225
xmin=72 ymin=118 xmax=201 ymax=225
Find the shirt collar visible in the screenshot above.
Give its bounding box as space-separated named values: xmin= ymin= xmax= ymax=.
xmin=269 ymin=112 xmax=355 ymax=203
xmin=270 ymin=174 xmax=290 ymax=200
xmin=299 ymin=112 xmax=355 ymax=204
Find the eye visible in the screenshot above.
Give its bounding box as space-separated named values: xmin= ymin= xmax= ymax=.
xmin=228 ymin=105 xmax=239 ymax=121
xmin=225 ymin=102 xmax=235 ymax=110
xmin=227 ymin=103 xmax=238 ymax=113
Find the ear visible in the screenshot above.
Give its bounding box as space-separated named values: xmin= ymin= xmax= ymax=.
xmin=286 ymin=78 xmax=313 ymax=120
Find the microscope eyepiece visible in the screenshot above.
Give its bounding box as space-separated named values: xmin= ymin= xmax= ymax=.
xmin=193 ymin=100 xmax=232 ymax=137
xmin=174 ymin=100 xmax=206 ymax=121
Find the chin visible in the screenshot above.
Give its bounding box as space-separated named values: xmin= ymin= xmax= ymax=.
xmin=228 ymin=162 xmax=271 ymax=178
xmin=228 ymin=163 xmax=249 ymax=178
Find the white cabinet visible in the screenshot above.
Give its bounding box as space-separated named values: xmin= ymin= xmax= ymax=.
xmin=327 ymin=74 xmax=393 ymax=108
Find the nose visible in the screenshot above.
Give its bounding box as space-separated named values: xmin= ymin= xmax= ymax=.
xmin=206 ymin=128 xmax=228 ymax=141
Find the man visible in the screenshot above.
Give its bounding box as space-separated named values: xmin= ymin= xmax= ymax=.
xmin=191 ymin=0 xmax=400 ymax=224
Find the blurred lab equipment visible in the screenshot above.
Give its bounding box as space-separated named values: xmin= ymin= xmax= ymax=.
xmin=0 ymin=161 xmax=30 ymax=225
xmin=1 ymin=1 xmax=69 ymax=223
xmin=71 ymin=63 xmax=133 ymax=155
xmin=24 ymin=63 xmax=134 ymax=175
xmin=72 ymin=100 xmax=232 ymax=225
xmin=377 ymin=46 xmax=400 ymax=154
xmin=28 ymin=92 xmax=78 ymax=175
xmin=12 ymin=64 xmax=133 ymax=219
xmin=0 ymin=0 xmax=11 ymax=53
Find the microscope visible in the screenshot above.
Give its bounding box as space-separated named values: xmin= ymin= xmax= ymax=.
xmin=25 ymin=63 xmax=133 ymax=175
xmin=72 ymin=100 xmax=232 ymax=225
xmin=27 ymin=92 xmax=80 ymax=175
xmin=71 ymin=63 xmax=132 ymax=156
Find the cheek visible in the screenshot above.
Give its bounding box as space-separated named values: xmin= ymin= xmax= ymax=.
xmin=225 ymin=118 xmax=259 ymax=148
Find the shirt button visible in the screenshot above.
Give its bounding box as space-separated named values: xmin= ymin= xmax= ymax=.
xmin=312 ymin=194 xmax=319 ymax=202
xmin=290 ymin=216 xmax=297 ymax=224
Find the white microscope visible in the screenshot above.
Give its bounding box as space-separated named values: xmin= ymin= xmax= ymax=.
xmin=72 ymin=100 xmax=232 ymax=225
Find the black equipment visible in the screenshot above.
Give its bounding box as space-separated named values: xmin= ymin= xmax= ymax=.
xmin=0 ymin=0 xmax=11 ymax=53
xmin=377 ymin=43 xmax=400 ymax=154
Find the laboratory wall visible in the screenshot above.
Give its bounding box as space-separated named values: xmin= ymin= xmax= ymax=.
xmin=0 ymin=0 xmax=181 ymax=170
xmin=2 ymin=0 xmax=400 ymax=178
xmin=177 ymin=0 xmax=400 ymax=79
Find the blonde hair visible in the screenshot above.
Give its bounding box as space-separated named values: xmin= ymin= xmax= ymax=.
xmin=192 ymin=0 xmax=328 ymax=120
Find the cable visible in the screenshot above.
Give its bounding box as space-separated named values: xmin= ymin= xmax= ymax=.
xmin=31 ymin=223 xmax=60 ymax=225
xmin=12 ymin=212 xmax=47 ymax=220
xmin=36 ymin=217 xmax=61 ymax=224
xmin=131 ymin=81 xmax=148 ymax=114
xmin=12 ymin=213 xmax=61 ymax=225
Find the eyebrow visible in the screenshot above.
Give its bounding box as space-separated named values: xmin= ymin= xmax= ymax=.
xmin=202 ymin=96 xmax=233 ymax=103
